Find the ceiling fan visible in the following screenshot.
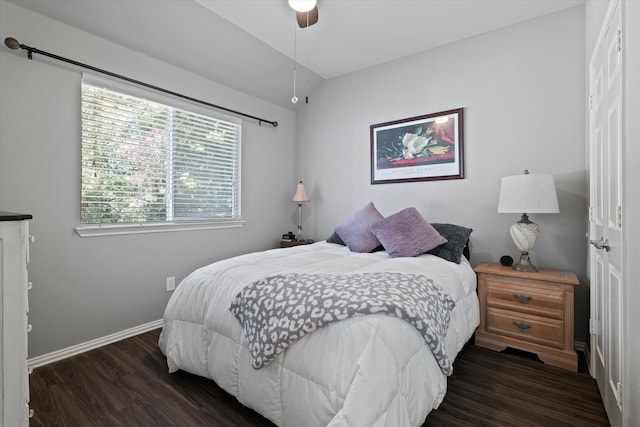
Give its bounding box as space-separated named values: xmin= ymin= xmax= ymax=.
xmin=289 ymin=0 xmax=319 ymax=28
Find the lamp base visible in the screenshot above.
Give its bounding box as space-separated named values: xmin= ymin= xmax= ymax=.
xmin=295 ymin=203 xmax=304 ymax=242
xmin=512 ymin=251 xmax=537 ymax=272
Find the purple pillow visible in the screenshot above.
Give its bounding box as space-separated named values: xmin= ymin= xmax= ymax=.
xmin=335 ymin=202 xmax=384 ymax=253
xmin=370 ymin=207 xmax=447 ymax=258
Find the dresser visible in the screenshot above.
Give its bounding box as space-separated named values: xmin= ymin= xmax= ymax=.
xmin=1 ymin=212 xmax=33 ymax=426
xmin=474 ymin=263 xmax=579 ymax=371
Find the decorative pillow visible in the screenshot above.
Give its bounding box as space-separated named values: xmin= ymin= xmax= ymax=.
xmin=428 ymin=223 xmax=473 ymax=263
xmin=326 ymin=231 xmax=346 ymax=246
xmin=327 ymin=229 xmax=385 ymax=252
xmin=334 ymin=202 xmax=384 ymax=253
xmin=370 ymin=207 xmax=447 ymax=258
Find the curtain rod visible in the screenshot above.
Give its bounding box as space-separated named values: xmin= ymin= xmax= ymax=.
xmin=4 ymin=37 xmax=279 ymax=128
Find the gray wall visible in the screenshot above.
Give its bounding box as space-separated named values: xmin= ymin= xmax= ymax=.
xmin=0 ymin=1 xmax=297 ymax=358
xmin=296 ymin=7 xmax=589 ymax=342
xmin=0 ymin=2 xmax=592 ymax=357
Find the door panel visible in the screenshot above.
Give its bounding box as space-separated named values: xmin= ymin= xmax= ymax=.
xmin=608 ymin=264 xmax=623 ymax=410
xmin=594 ymin=255 xmax=605 ymax=366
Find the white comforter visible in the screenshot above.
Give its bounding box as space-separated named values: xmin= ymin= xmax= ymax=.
xmin=159 ymin=241 xmax=479 ymax=427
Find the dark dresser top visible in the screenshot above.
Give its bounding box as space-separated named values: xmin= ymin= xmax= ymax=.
xmin=0 ymin=212 xmax=33 ymax=221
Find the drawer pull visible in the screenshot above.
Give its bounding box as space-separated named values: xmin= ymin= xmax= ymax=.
xmin=513 ymin=321 xmax=532 ymax=331
xmin=513 ymin=294 xmax=532 ymax=304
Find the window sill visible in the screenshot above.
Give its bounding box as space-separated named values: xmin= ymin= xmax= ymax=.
xmin=75 ymin=219 xmax=246 ymax=237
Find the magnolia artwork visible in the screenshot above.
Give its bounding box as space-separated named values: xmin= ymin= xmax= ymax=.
xmin=370 ymin=108 xmax=464 ymax=184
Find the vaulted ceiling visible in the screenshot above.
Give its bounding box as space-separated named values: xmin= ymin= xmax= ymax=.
xmin=8 ymin=0 xmax=583 ymax=109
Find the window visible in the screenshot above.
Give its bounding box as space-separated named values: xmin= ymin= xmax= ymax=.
xmin=78 ymin=74 xmax=242 ymax=235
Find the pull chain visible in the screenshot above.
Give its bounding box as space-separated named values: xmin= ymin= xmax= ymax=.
xmin=291 ymin=20 xmax=298 ymax=104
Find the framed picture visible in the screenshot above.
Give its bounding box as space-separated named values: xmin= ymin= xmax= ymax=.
xmin=370 ymin=108 xmax=464 ymax=184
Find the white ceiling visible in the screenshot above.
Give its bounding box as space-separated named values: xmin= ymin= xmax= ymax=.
xmin=197 ymin=0 xmax=583 ymax=79
xmin=8 ymin=0 xmax=583 ymax=109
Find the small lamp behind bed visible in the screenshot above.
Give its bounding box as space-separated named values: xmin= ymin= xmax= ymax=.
xmin=292 ymin=181 xmax=310 ymax=241
xmin=497 ymin=170 xmax=559 ymax=272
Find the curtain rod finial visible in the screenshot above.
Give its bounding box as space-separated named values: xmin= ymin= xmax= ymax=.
xmin=4 ymin=37 xmax=21 ymax=50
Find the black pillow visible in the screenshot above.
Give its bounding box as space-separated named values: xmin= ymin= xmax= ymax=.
xmin=326 ymin=231 xmax=346 ymax=246
xmin=428 ymin=223 xmax=473 ymax=264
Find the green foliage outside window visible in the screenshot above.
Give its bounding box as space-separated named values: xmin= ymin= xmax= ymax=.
xmin=81 ymin=83 xmax=240 ymax=225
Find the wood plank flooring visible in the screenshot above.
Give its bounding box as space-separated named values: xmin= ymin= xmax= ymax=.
xmin=29 ymin=329 xmax=609 ymax=427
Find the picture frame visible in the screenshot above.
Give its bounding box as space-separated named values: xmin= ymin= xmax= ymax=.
xmin=370 ymin=108 xmax=464 ymax=184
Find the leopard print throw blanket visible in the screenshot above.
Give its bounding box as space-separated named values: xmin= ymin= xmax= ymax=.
xmin=229 ymin=272 xmax=456 ymax=374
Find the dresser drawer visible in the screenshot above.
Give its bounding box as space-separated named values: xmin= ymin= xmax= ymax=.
xmin=485 ymin=278 xmax=563 ymax=319
xmin=486 ymin=307 xmax=564 ymax=349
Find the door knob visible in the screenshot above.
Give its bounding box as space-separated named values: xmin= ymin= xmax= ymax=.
xmin=589 ymin=237 xmax=611 ymax=252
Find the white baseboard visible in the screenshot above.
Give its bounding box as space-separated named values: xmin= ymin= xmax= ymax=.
xmin=28 ymin=319 xmax=163 ymax=369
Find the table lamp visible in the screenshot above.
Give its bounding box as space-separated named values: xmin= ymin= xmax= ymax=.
xmin=497 ymin=170 xmax=559 ymax=272
xmin=292 ymin=181 xmax=310 ymax=241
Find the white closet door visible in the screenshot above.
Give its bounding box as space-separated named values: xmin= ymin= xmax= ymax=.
xmin=589 ymin=1 xmax=624 ymax=425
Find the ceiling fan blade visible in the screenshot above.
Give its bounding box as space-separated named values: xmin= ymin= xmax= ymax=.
xmin=296 ymin=5 xmax=318 ymax=28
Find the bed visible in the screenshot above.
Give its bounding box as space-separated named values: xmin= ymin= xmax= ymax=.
xmin=159 ymin=206 xmax=479 ymax=427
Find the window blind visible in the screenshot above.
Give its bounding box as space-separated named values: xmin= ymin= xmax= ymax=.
xmin=81 ymin=73 xmax=242 ymax=225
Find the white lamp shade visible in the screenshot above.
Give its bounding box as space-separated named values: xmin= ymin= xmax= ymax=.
xmin=292 ymin=181 xmax=310 ymax=202
xmin=497 ymin=173 xmax=559 ymax=214
xmin=288 ymin=0 xmax=316 ymax=13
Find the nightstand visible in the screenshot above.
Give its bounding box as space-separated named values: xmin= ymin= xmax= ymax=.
xmin=474 ymin=263 xmax=579 ymax=371
xmin=280 ymin=240 xmax=313 ymax=248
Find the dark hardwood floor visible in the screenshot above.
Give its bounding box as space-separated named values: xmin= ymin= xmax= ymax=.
xmin=29 ymin=329 xmax=609 ymax=427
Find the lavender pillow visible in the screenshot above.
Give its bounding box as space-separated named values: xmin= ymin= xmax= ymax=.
xmin=335 ymin=202 xmax=384 ymax=253
xmin=371 ymin=207 xmax=447 ymax=258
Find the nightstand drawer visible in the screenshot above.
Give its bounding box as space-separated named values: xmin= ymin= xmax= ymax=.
xmin=486 ymin=307 xmax=564 ymax=349
xmin=486 ymin=279 xmax=563 ymax=319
